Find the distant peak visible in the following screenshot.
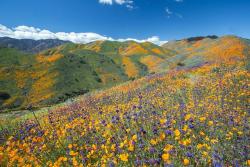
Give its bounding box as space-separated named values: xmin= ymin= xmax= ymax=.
xmin=184 ymin=35 xmax=218 ymax=42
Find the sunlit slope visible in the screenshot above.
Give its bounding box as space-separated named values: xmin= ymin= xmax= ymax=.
xmin=162 ymin=35 xmax=250 ymax=70
xmin=0 ymin=40 xmax=174 ymax=110
xmin=82 ymin=40 xmax=176 ymax=76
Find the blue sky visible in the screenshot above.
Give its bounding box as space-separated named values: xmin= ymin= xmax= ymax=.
xmin=0 ymin=0 xmax=249 ymax=44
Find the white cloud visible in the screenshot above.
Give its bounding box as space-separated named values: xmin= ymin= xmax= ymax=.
xmin=166 ymin=8 xmax=173 ymax=15
xmin=165 ymin=7 xmax=173 ymax=18
xmin=99 ymin=0 xmax=112 ymax=5
xmin=117 ymin=36 xmax=167 ymax=46
xmin=145 ymin=36 xmax=168 ymax=45
xmin=99 ymin=0 xmax=134 ymax=9
xmin=165 ymin=7 xmax=183 ymax=19
xmin=114 ymin=0 xmax=126 ymax=5
xmin=0 ymin=24 xmax=13 ymax=37
xmin=0 ymin=24 xmax=167 ymax=45
xmin=115 ymin=0 xmax=133 ymax=5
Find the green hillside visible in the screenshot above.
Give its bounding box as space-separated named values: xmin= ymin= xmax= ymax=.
xmin=0 ymin=47 xmax=36 ymax=109
xmin=0 ymin=41 xmax=174 ymax=110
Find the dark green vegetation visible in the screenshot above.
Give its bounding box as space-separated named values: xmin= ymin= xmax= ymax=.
xmin=0 ymin=35 xmax=249 ymax=110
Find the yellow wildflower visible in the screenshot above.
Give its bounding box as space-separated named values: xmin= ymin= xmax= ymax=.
xmin=208 ymin=121 xmax=213 ymax=126
xmin=160 ymin=133 xmax=166 ymax=140
xmin=200 ymin=131 xmax=205 ymax=136
xmin=128 ymin=145 xmax=134 ymax=151
xmin=119 ymin=142 xmax=125 ymax=148
xmin=238 ymin=131 xmax=243 ymax=135
xmin=197 ymin=143 xmax=203 ymax=149
xmin=132 ymin=134 xmax=137 ymax=142
xmin=183 ymin=125 xmax=188 ymax=132
xmin=247 ymin=160 xmax=250 ymax=166
xmin=68 ymin=144 xmax=73 ymax=149
xmin=111 ymin=144 xmax=116 ymax=151
xmin=119 ymin=153 xmax=129 ymax=162
xmin=211 ymin=139 xmax=218 ymax=144
xmin=199 ymin=117 xmax=206 ymax=122
xmin=160 ymin=118 xmax=167 ymax=125
xmin=174 ymin=129 xmax=181 ymax=137
xmin=164 ymin=144 xmax=173 ymax=152
xmin=69 ymin=151 xmax=78 ymax=156
xmin=202 ymin=151 xmax=208 ymax=157
xmin=183 ymin=158 xmax=190 ymax=166
xmin=150 ymin=139 xmax=157 ymax=145
xmin=184 ymin=114 xmax=191 ymax=121
xmin=162 ymin=153 xmax=170 ymax=162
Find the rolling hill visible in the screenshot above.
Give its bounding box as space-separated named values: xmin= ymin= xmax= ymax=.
xmin=0 ymin=40 xmax=174 ymax=110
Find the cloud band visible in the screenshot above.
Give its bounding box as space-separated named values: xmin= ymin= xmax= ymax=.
xmin=0 ymin=24 xmax=167 ymax=45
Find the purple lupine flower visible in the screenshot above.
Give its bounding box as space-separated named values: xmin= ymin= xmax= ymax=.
xmin=213 ymin=162 xmax=223 ymax=167
xmin=148 ymin=158 xmax=158 ymax=165
xmin=149 ymin=147 xmax=156 ymax=153
xmin=165 ymin=130 xmax=173 ymax=136
xmin=188 ymin=123 xmax=195 ymax=129
xmin=186 ymin=152 xmax=194 ymax=158
xmin=109 ymin=162 xmax=115 ymax=167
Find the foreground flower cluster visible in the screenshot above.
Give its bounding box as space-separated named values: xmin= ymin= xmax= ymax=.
xmin=0 ymin=62 xmax=249 ymax=166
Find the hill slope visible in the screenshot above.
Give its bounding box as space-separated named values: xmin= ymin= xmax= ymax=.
xmin=162 ymin=35 xmax=250 ymax=70
xmin=0 ymin=40 xmax=174 ymax=110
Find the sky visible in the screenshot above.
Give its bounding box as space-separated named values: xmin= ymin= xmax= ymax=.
xmin=0 ymin=0 xmax=249 ymax=45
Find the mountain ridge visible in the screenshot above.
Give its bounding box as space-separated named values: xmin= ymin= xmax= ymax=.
xmin=0 ymin=37 xmax=70 ymax=53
